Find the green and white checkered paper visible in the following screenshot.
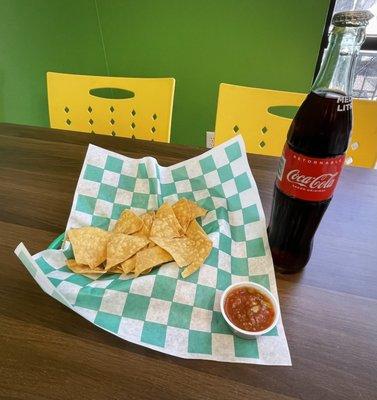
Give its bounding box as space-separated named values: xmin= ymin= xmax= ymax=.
xmin=15 ymin=136 xmax=291 ymax=365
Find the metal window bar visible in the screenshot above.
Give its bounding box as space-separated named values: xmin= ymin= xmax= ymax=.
xmin=353 ymin=51 xmax=377 ymax=99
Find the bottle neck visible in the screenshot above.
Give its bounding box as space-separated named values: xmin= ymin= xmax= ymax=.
xmin=311 ymin=25 xmax=366 ymax=97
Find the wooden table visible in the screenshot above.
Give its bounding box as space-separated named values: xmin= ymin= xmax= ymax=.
xmin=1 ymin=123 xmax=376 ymax=400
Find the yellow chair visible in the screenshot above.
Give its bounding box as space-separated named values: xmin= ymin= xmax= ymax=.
xmin=214 ymin=83 xmax=377 ymax=168
xmin=47 ymin=72 xmax=175 ymax=142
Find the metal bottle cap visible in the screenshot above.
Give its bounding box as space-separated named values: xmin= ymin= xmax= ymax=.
xmin=332 ymin=10 xmax=374 ymax=27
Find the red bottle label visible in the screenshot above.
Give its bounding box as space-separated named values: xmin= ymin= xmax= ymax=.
xmin=276 ymin=145 xmax=345 ymax=201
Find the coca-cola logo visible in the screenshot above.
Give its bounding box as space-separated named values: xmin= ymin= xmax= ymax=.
xmin=286 ymin=169 xmax=339 ymax=190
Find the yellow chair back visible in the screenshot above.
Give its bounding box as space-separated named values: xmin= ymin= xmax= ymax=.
xmin=215 ymin=83 xmax=377 ymax=168
xmin=47 ymin=72 xmax=175 ymax=142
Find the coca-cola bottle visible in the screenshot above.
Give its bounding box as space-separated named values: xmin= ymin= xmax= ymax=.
xmin=267 ymin=10 xmax=373 ymax=274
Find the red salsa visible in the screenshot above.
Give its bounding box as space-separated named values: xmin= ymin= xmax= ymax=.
xmin=224 ymin=287 xmax=275 ymax=332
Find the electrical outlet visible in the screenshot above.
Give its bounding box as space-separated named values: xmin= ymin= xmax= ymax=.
xmin=206 ymin=131 xmax=215 ymax=148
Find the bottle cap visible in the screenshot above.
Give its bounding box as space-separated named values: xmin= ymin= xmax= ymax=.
xmin=332 ymin=10 xmax=374 ymax=27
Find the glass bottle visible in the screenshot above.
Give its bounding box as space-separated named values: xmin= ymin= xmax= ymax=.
xmin=267 ymin=11 xmax=373 ymax=273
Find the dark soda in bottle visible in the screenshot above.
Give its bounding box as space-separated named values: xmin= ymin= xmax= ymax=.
xmin=267 ymin=11 xmax=373 ymax=273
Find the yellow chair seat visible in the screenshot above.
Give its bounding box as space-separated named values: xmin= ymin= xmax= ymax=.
xmin=47 ymin=72 xmax=175 ymax=143
xmin=215 ymin=83 xmax=377 ymax=168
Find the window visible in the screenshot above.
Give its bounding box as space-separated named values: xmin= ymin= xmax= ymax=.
xmin=317 ymin=0 xmax=377 ymax=99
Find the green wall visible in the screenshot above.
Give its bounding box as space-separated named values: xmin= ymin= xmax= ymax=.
xmin=0 ymin=0 xmax=330 ymax=146
xmin=0 ymin=0 xmax=107 ymax=128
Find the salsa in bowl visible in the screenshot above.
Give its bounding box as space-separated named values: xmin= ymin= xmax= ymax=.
xmin=220 ymin=282 xmax=280 ymax=339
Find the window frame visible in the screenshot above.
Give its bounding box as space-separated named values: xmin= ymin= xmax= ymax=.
xmin=313 ymin=0 xmax=377 ymax=81
xmin=363 ymin=36 xmax=377 ymax=50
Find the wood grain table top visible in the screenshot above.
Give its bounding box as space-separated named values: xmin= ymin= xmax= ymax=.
xmin=0 ymin=123 xmax=376 ymax=400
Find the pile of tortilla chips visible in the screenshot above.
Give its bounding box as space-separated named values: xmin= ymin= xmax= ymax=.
xmin=66 ymin=198 xmax=212 ymax=278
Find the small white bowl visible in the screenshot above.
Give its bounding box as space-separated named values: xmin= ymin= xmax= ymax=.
xmin=220 ymin=282 xmax=280 ymax=340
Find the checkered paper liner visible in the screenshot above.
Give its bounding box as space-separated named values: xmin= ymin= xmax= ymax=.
xmin=15 ymin=136 xmax=291 ymax=365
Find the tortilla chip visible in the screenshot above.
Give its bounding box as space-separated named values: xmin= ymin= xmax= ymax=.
xmin=140 ymin=212 xmax=155 ymax=235
xmin=106 ymin=234 xmax=149 ymax=269
xmin=141 ymin=267 xmax=153 ymax=275
xmin=134 ymin=246 xmax=174 ymax=276
xmin=121 ymin=256 xmax=136 ymax=274
xmin=68 ymin=200 xmax=210 ymax=279
xmin=150 ymin=203 xmax=184 ymax=239
xmin=172 ymin=198 xmax=207 ymax=232
xmin=107 ymin=264 xmax=124 ymax=274
xmin=187 ymin=218 xmax=208 ymax=237
xmin=181 ymin=220 xmax=212 ymax=278
xmin=66 ymin=259 xmax=104 ymax=274
xmin=140 ymin=212 xmax=157 ymax=247
xmin=132 ymin=211 xmax=155 ymax=239
xmin=150 ymin=236 xmax=196 ymax=267
xmin=67 ymin=227 xmax=111 ymax=269
xmin=114 ymin=210 xmax=143 ymax=234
